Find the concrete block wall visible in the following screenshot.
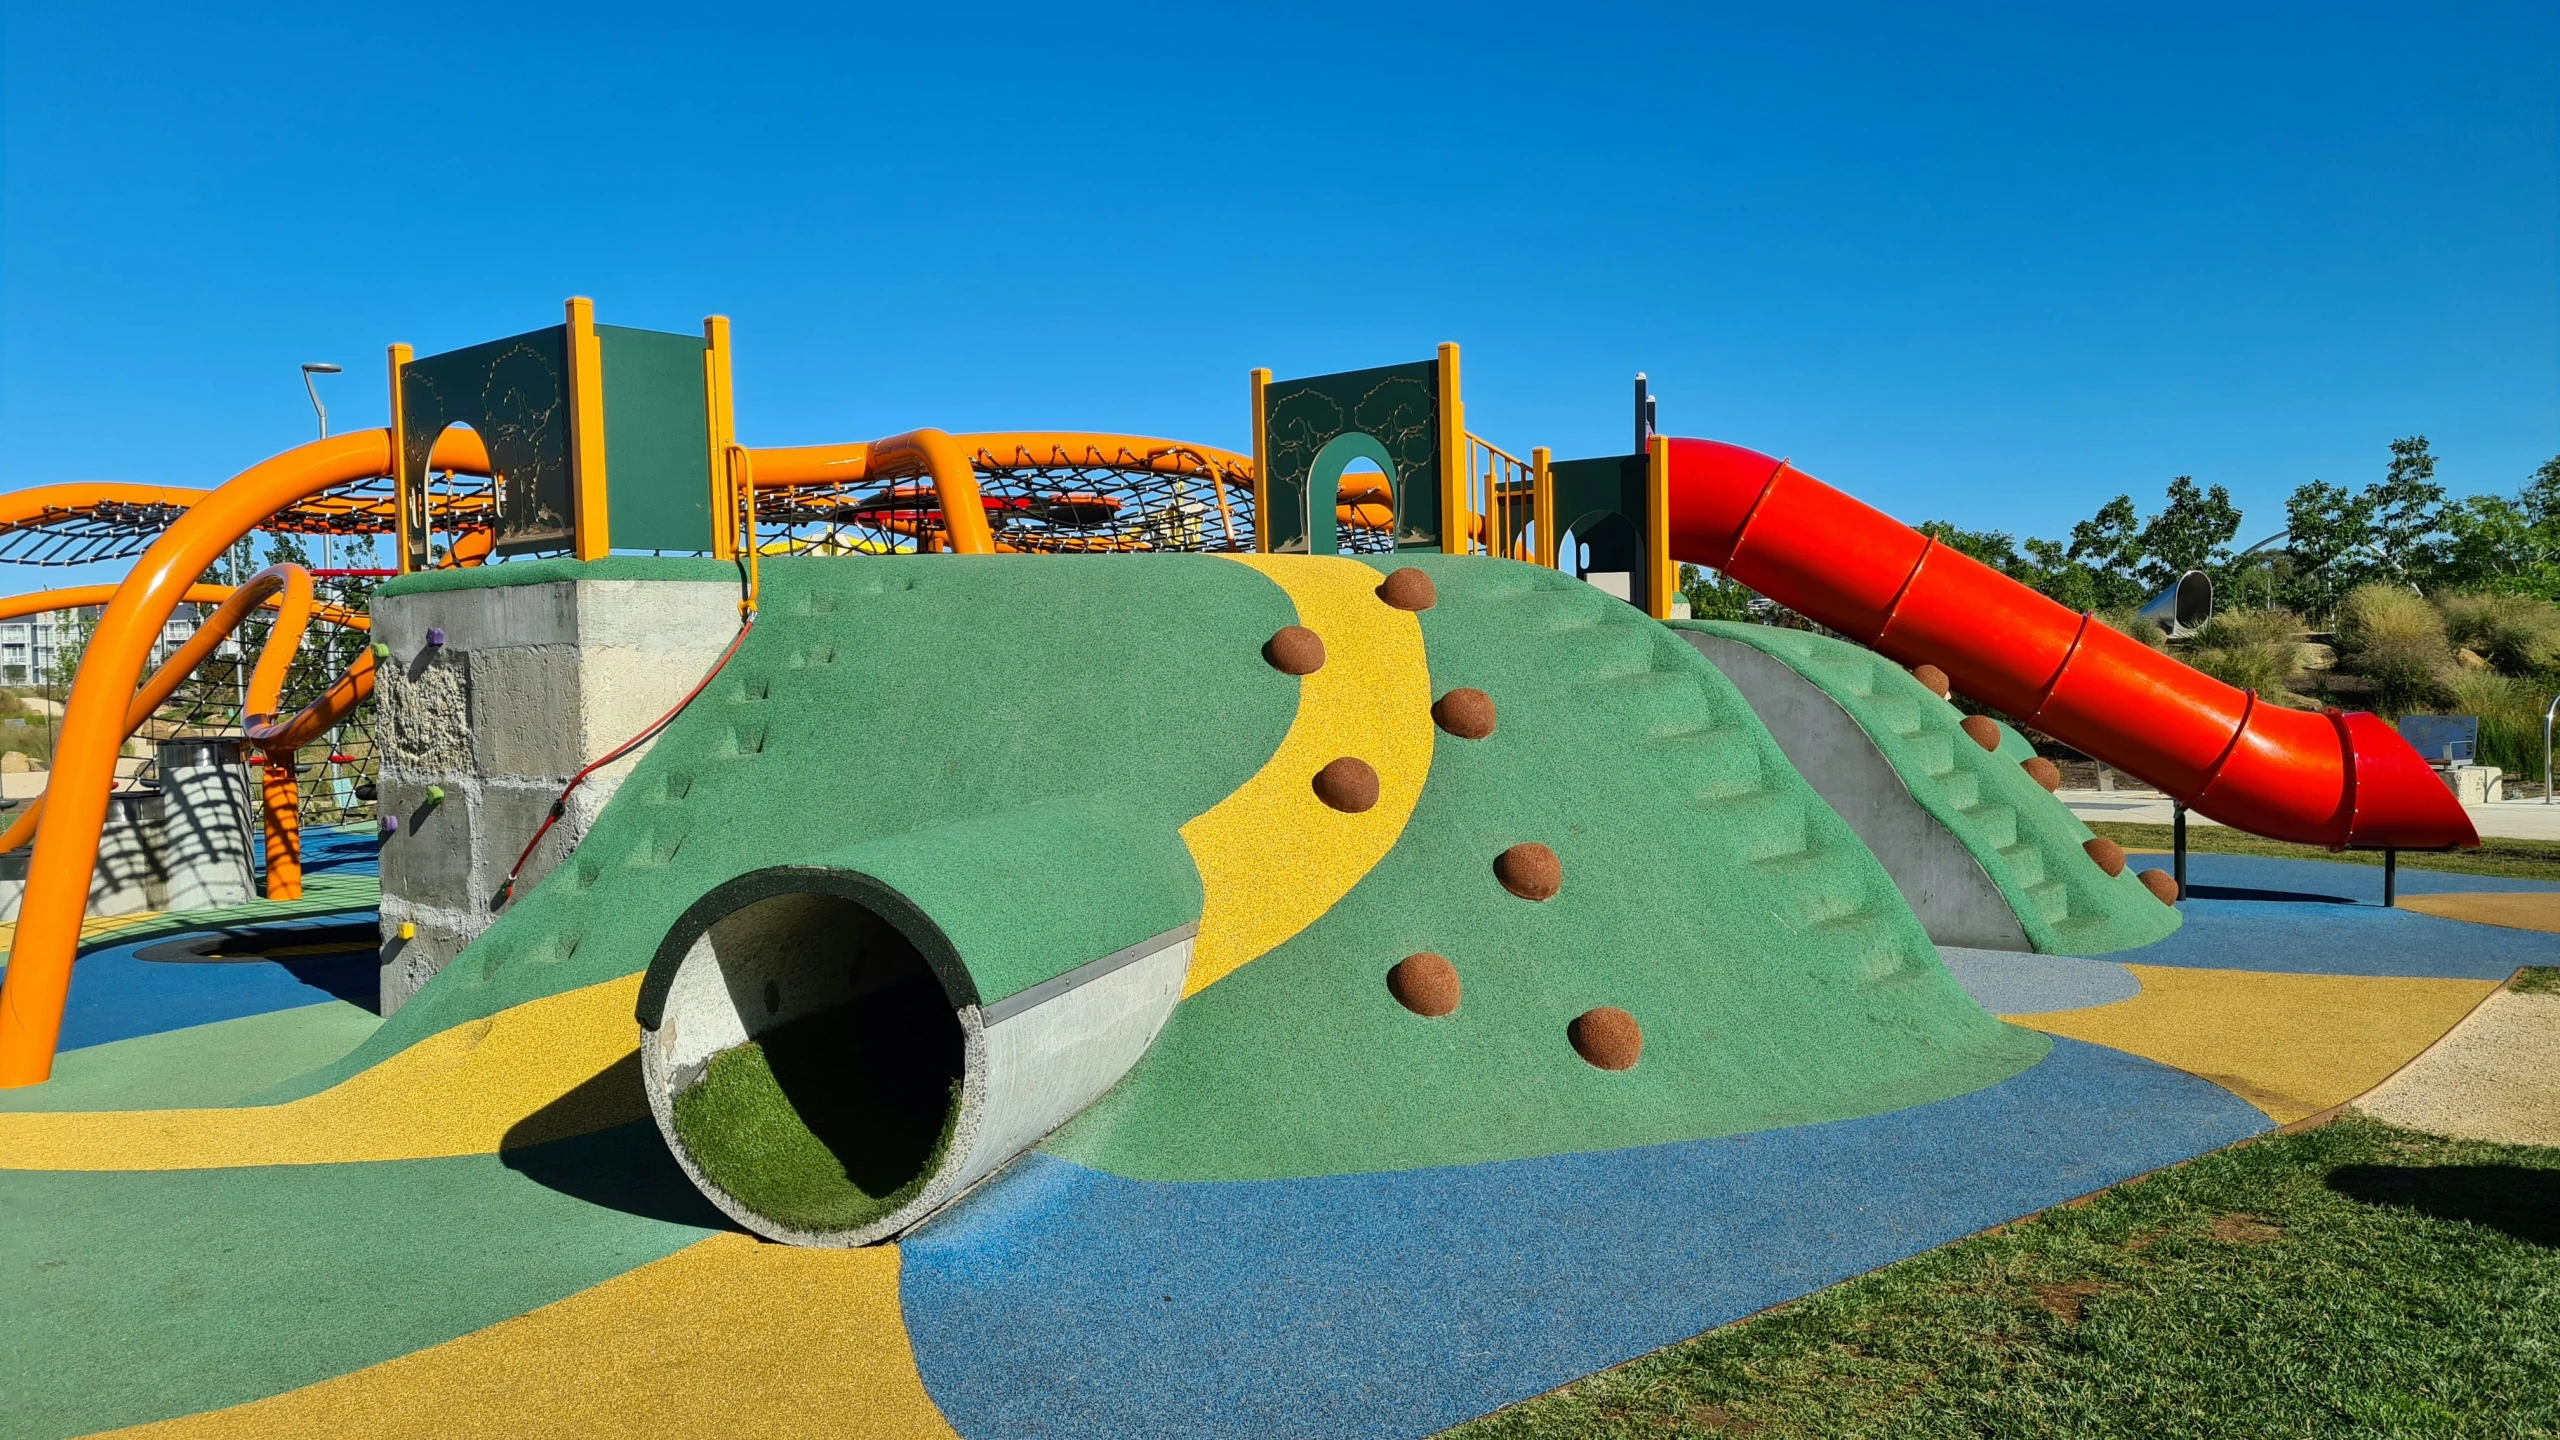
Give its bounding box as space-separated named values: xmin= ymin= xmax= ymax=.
xmin=0 ymin=793 xmax=171 ymax=921
xmin=372 ymin=577 xmax=740 ymax=1015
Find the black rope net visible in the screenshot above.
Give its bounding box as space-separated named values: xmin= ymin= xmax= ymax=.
xmin=755 ymin=444 xmax=1266 ymax=557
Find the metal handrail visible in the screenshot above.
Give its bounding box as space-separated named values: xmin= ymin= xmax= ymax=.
xmin=2545 ymin=691 xmax=2558 ymax=804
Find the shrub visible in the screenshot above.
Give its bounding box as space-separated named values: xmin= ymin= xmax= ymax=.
xmin=2439 ymin=591 xmax=2560 ymax=679
xmin=2194 ymin=606 xmax=2304 ymax=650
xmin=2336 ymin=584 xmax=2452 ymax=716
xmin=2094 ymin=607 xmax=2166 ymax=651
xmin=2183 ymin=606 xmax=2310 ymax=705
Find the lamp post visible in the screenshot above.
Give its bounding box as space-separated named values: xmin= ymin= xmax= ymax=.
xmin=300 ymin=363 xmax=341 ymax=572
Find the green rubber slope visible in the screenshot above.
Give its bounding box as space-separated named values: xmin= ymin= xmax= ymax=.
xmin=1680 ymin=622 xmax=2178 ymax=956
xmin=259 ymin=555 xmax=1299 ymax=1104
xmin=1049 ymin=557 xmax=2050 ymax=1182
xmin=0 ymin=1003 xmax=380 ymax=1114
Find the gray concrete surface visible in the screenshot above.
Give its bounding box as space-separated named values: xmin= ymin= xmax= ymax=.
xmin=371 ymin=576 xmax=740 ymax=1013
xmin=1681 ymin=631 xmax=2033 ymax=951
xmin=0 ymin=792 xmax=171 ymax=920
xmin=1937 ymin=945 xmax=2142 ymax=1014
xmin=156 ymin=739 xmax=256 ymax=911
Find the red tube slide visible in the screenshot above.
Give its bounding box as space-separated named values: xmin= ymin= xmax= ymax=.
xmin=1665 ymin=439 xmax=2478 ymax=851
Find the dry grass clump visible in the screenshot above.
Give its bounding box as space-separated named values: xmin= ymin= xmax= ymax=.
xmin=2186 ymin=607 xmax=2311 ymax=705
xmin=2440 ymin=593 xmax=2560 ymax=679
xmin=2444 ymin=671 xmax=2552 ymax=784
xmin=2096 ymin=607 xmax=2167 ymax=651
xmin=2336 ymin=585 xmax=2452 ymax=715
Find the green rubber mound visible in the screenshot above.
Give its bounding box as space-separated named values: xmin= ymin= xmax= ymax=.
xmin=258 ymin=555 xmax=1299 ymax=1104
xmin=1047 ymin=557 xmax=2050 ymax=1182
xmin=1678 ymin=622 xmax=2179 ymax=956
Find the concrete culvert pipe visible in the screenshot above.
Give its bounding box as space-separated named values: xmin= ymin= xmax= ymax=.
xmin=635 ymin=802 xmax=1201 ymax=1246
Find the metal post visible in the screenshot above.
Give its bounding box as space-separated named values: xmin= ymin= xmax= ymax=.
xmin=2383 ymin=848 xmax=2397 ymax=908
xmin=2172 ymin=801 xmax=2188 ymax=900
xmin=2543 ymin=692 xmax=2556 ymax=804
xmin=1633 ymin=373 xmax=1651 ymax=454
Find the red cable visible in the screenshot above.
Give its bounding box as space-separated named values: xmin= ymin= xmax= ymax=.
xmin=489 ymin=614 xmax=757 ymax=911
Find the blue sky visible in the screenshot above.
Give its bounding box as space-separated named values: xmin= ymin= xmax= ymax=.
xmin=3 ymin=2 xmax=2553 ymax=583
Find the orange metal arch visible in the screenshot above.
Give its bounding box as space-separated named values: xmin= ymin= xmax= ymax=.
xmin=0 ymin=582 xmax=371 ymax=630
xmin=0 ymin=428 xmax=488 ymax=1086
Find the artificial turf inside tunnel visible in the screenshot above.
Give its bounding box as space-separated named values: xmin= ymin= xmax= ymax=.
xmin=1049 ymin=557 xmax=2052 ymax=1182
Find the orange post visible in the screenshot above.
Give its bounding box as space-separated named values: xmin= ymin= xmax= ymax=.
xmin=0 ymin=428 xmax=487 ymax=1087
xmin=865 ymin=429 xmax=996 ymax=555
xmin=261 ymin=760 xmax=303 ymax=900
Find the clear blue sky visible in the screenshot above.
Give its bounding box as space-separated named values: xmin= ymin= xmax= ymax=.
xmin=3 ymin=2 xmax=2553 ymax=583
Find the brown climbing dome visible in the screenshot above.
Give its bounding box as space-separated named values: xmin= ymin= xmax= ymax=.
xmin=1569 ymin=1007 xmax=1643 ymax=1071
xmin=2138 ymin=868 xmax=2180 ymax=905
xmin=1387 ymin=953 xmax=1461 ymax=1017
xmin=1432 ymin=687 xmax=1497 ymax=739
xmin=1313 ymin=757 xmax=1381 ymax=813
xmin=2083 ymin=836 xmax=2128 ymax=877
xmin=1960 ymin=715 xmax=2002 ymax=752
xmin=1910 ymin=663 xmax=1952 ymax=699
xmin=1263 ymin=625 xmax=1326 ymax=675
xmin=2021 ymin=756 xmax=2063 ymax=792
xmin=1495 ymin=842 xmax=1562 ymax=901
xmin=1376 ymin=567 xmax=1437 ymax=612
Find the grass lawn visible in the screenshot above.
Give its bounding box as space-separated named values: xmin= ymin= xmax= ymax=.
xmin=1444 ymin=1117 xmax=2560 ymax=1439
xmin=2085 ymin=822 xmax=2560 ymax=884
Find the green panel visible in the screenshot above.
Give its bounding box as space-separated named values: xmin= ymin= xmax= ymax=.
xmin=1262 ymin=359 xmax=1440 ymax=553
xmin=1678 ymin=621 xmax=2182 ymax=956
xmin=400 ymin=326 xmax=573 ymax=557
xmin=1548 ymin=453 xmax=1655 ymax=604
xmin=596 ymin=325 xmax=715 ymax=553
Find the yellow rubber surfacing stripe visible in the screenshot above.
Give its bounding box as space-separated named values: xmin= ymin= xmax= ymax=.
xmin=2396 ymin=890 xmax=2560 ymax=934
xmin=1179 ymin=555 xmax=1433 ymax=996
xmin=101 ymin=1233 xmax=960 ymax=1439
xmin=0 ymin=974 xmax=644 ymax=1171
xmin=2010 ymin=964 xmax=2500 ymax=1123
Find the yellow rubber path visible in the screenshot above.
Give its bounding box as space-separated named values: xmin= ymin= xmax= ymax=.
xmin=2397 ymin=891 xmax=2560 ymax=934
xmin=102 ymin=1233 xmax=959 ymax=1438
xmin=2011 ymin=964 xmax=2500 ymax=1122
xmin=0 ymin=975 xmax=643 ymax=1171
xmin=1178 ymin=556 xmax=1433 ymax=995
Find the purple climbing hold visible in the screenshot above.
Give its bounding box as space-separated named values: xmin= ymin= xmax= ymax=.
xmin=379 ymin=815 xmax=399 ymax=836
xmin=425 ymin=627 xmax=447 ymax=647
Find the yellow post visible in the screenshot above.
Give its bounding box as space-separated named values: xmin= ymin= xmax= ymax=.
xmin=1646 ymin=435 xmax=1675 ymax=619
xmin=1531 ymin=445 xmax=1555 ymax=568
xmin=702 ymin=315 xmax=738 ymax=561
xmin=1436 ymin=342 xmax=1466 ymax=554
xmin=387 ymin=343 xmax=417 ymax=573
xmin=566 ymin=297 xmax=611 ymax=560
xmin=1249 ymin=367 xmax=1271 ymax=554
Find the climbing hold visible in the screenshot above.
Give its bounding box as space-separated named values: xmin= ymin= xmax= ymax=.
xmin=371 ymin=641 xmax=392 ymax=662
xmin=1387 ymin=953 xmax=1461 ymax=1017
xmin=1959 ymin=715 xmax=2002 ymax=752
xmin=423 ymin=784 xmax=447 ymax=807
xmin=1495 ymin=842 xmax=1562 ymax=901
xmin=2021 ymin=757 xmax=2063 ymax=791
xmin=2083 ymin=836 xmax=2127 ymax=877
xmin=378 ymin=814 xmax=399 ymax=837
xmin=1432 ymin=687 xmax=1497 ymax=739
xmin=1375 ymin=567 xmax=1437 ymax=612
xmin=398 ymin=921 xmax=417 ymax=941
xmin=1263 ymin=625 xmax=1326 ymax=675
xmin=1313 ymin=757 xmax=1381 ymax=813
xmin=2138 ymin=868 xmax=2180 ymax=905
xmin=425 ymin=627 xmax=447 ymax=648
xmin=1568 ymin=1007 xmax=1642 ymax=1070
xmin=1910 ymin=663 xmax=1951 ymax=699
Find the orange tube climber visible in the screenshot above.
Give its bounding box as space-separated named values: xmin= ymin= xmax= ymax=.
xmin=0 ymin=428 xmax=488 ymax=1086
xmin=1663 ymin=438 xmax=2477 ymax=852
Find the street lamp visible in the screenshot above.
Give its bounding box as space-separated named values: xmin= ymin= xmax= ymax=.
xmin=300 ymin=363 xmax=343 ymax=573
xmin=300 ymin=362 xmax=342 ymax=439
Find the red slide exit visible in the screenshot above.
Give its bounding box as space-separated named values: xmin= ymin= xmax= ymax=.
xmin=1664 ymin=439 xmax=2478 ymax=852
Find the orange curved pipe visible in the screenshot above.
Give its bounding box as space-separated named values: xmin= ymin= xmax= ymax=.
xmin=0 ymin=427 xmax=487 ymax=1086
xmin=0 ymin=567 xmax=335 ymax=853
xmin=862 ymin=430 xmax=995 ymax=555
xmin=1663 ymin=438 xmax=2477 ymax=852
xmin=0 ymin=582 xmax=369 ymax=630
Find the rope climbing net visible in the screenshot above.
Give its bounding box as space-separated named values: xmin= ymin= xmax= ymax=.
xmin=756 ymin=440 xmax=1262 ymax=557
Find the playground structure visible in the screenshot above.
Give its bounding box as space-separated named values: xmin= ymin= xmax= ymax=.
xmin=0 ymin=299 xmax=2481 ymax=1206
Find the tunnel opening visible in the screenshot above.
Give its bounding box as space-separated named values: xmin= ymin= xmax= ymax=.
xmin=660 ymin=890 xmax=967 ymax=1236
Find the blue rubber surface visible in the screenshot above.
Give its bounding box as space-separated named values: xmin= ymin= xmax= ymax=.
xmin=2097 ymin=899 xmax=2553 ymax=979
xmin=1939 ymin=947 xmax=2141 ymax=1013
xmin=905 ymin=1038 xmax=2269 ymax=1440
xmin=21 ymin=915 xmax=380 ymax=1053
xmin=2171 ymin=852 xmax=2559 ymax=903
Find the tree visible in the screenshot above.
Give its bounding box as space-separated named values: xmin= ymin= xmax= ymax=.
xmin=1678 ymin=562 xmax=1756 ymax=621
xmin=2369 ymin=435 xmax=2449 ymax=583
xmin=2278 ymin=479 xmax=2373 ymax=617
xmin=2134 ymin=476 xmax=2241 ymax=587
xmin=2436 ymin=453 xmax=2560 ymax=599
